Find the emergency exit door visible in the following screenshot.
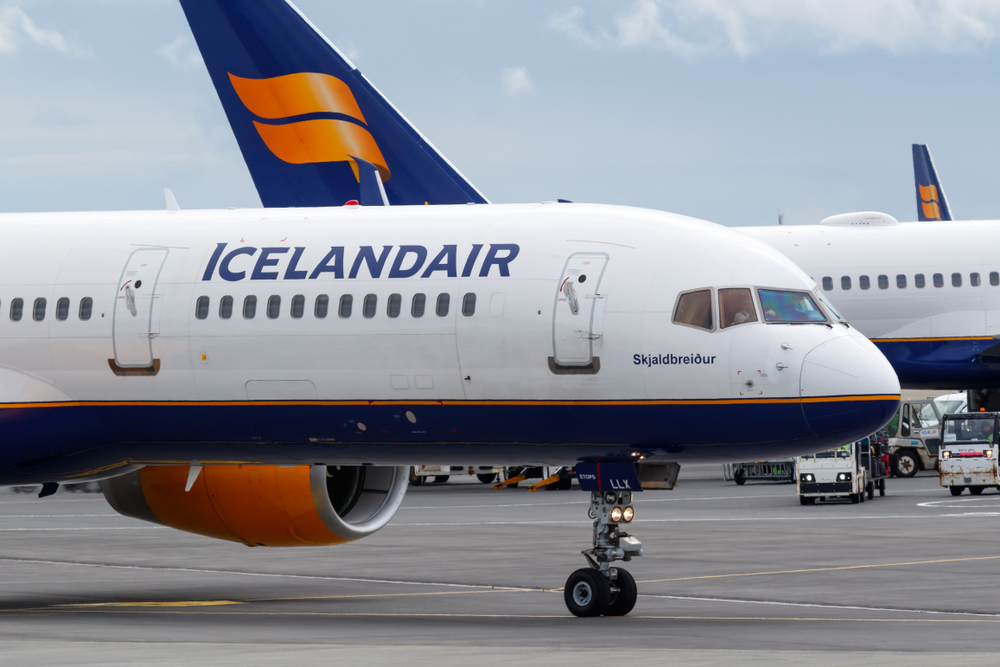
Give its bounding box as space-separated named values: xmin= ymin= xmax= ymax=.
xmin=552 ymin=252 xmax=608 ymax=367
xmin=113 ymin=248 xmax=168 ymax=368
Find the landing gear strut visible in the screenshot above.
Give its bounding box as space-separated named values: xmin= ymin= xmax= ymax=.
xmin=564 ymin=490 xmax=642 ymax=617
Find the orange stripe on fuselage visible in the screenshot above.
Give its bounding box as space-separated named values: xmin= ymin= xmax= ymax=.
xmin=875 ymin=337 xmax=993 ymax=343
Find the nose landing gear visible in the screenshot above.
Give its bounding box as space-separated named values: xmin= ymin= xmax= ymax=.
xmin=564 ymin=490 xmax=641 ymax=617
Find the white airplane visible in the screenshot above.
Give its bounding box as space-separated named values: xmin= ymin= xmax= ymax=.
xmin=0 ymin=0 xmax=901 ymax=619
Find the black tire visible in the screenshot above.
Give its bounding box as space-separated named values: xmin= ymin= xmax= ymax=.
xmin=860 ymin=488 xmax=866 ymax=503
xmin=950 ymin=486 xmax=964 ymax=496
xmin=799 ymin=496 xmax=815 ymax=505
xmin=895 ymin=450 xmax=920 ymax=478
xmin=879 ymin=478 xmax=886 ymax=496
xmin=850 ymin=493 xmax=860 ymax=504
xmin=866 ymin=482 xmax=874 ymax=500
xmin=433 ymin=475 xmax=450 ymax=484
xmin=604 ymin=568 xmax=637 ymax=617
xmin=564 ymin=568 xmax=610 ymax=617
xmin=734 ymin=469 xmax=746 ymax=486
xmin=970 ymin=486 xmax=986 ymax=496
xmin=407 ymin=468 xmax=424 ymax=487
xmin=476 ymin=473 xmax=498 ymax=484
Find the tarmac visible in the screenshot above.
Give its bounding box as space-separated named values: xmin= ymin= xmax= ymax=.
xmin=1 ymin=464 xmax=999 ymax=666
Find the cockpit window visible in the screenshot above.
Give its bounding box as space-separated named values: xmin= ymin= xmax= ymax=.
xmin=813 ymin=290 xmax=845 ymax=322
xmin=719 ymin=288 xmax=758 ymax=329
xmin=757 ymin=289 xmax=827 ymax=323
xmin=673 ymin=289 xmax=714 ymax=331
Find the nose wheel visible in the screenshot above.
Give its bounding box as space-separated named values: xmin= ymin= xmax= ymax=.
xmin=564 ymin=490 xmax=641 ymax=617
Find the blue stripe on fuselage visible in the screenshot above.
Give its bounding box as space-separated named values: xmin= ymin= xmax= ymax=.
xmin=873 ymin=338 xmax=1000 ymax=389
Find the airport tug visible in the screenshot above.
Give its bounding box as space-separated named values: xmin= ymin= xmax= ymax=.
xmin=939 ymin=412 xmax=1000 ymax=496
xmin=797 ymin=438 xmax=886 ymax=504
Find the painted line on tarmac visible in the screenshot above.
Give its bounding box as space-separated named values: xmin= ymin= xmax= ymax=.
xmin=0 ymin=558 xmax=533 ymax=591
xmin=391 ymin=513 xmax=1000 ymax=526
xmin=643 ymin=593 xmax=1000 ymax=619
xmin=638 ymin=554 xmax=1000 ymax=584
xmin=0 ymin=514 xmax=120 ymax=519
xmin=0 ymin=527 xmax=163 ymax=531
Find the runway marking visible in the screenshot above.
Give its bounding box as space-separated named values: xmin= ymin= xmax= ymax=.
xmin=0 ymin=558 xmax=532 ymax=590
xmin=0 ymin=527 xmax=163 ymax=532
xmin=57 ymin=601 xmax=242 ymax=608
xmin=392 ymin=513 xmax=1000 ymax=526
xmin=644 ymin=594 xmax=1000 ymax=618
xmin=637 ymin=555 xmax=1000 ymax=584
xmin=0 ymin=514 xmax=120 ymax=519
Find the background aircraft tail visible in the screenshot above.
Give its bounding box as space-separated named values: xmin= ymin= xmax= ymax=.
xmin=911 ymin=144 xmax=952 ymax=221
xmin=179 ymin=0 xmax=488 ymax=207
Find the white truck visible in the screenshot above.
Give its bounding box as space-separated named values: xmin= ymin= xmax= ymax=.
xmin=885 ymin=394 xmax=967 ymax=477
xmin=939 ymin=412 xmax=1000 ymax=496
xmin=797 ymin=438 xmax=887 ymax=505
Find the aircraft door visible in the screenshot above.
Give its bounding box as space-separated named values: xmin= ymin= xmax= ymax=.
xmin=552 ymin=252 xmax=608 ymax=367
xmin=113 ymin=248 xmax=169 ymax=368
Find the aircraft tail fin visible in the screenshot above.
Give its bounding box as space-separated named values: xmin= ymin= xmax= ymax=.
xmin=178 ymin=0 xmax=488 ymax=207
xmin=912 ymin=144 xmax=952 ymax=221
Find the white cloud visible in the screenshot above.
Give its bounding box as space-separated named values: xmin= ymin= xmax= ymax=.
xmin=0 ymin=7 xmax=87 ymax=56
xmin=551 ymin=0 xmax=1000 ymax=57
xmin=501 ymin=66 xmax=533 ymax=96
xmin=159 ymin=36 xmax=204 ymax=68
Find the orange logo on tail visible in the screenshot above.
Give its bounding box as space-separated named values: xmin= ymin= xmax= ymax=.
xmin=918 ymin=184 xmax=941 ymax=220
xmin=229 ymin=72 xmax=390 ymax=182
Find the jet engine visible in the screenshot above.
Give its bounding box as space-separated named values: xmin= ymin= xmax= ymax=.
xmin=101 ymin=464 xmax=408 ymax=547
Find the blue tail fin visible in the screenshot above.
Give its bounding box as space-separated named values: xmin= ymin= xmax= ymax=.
xmin=912 ymin=144 xmax=952 ymax=221
xmin=179 ymin=0 xmax=488 ymax=207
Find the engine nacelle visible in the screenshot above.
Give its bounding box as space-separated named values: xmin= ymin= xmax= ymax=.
xmin=101 ymin=464 xmax=408 ymax=547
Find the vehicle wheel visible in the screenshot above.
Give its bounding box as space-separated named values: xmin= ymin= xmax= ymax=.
xmin=867 ymin=482 xmax=875 ymax=500
xmin=547 ymin=477 xmax=573 ymax=491
xmin=799 ymin=496 xmax=815 ymax=505
xmin=950 ymin=486 xmax=964 ymax=496
xmin=408 ymin=468 xmax=424 ymax=487
xmin=476 ymin=473 xmax=498 ymax=484
xmin=564 ymin=568 xmax=610 ymax=617
xmin=850 ymin=493 xmax=860 ymax=504
xmin=860 ymin=489 xmax=866 ymax=502
xmin=970 ymin=486 xmax=986 ymax=496
xmin=433 ymin=475 xmax=450 ymax=484
xmin=879 ymin=479 xmax=886 ymax=496
xmin=895 ymin=450 xmax=919 ymax=478
xmin=734 ymin=469 xmax=746 ymax=486
xmin=604 ymin=568 xmax=637 ymax=617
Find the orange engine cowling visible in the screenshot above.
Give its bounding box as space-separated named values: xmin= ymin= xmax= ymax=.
xmin=101 ymin=464 xmax=408 ymax=547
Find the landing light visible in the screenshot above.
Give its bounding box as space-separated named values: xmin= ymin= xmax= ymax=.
xmin=610 ymin=507 xmax=623 ymax=523
xmin=622 ymin=506 xmax=634 ymax=522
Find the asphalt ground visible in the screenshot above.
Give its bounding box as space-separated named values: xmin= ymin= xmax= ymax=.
xmin=1 ymin=465 xmax=999 ymax=666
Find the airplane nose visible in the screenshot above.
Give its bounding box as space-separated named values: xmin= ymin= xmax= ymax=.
xmin=799 ymin=335 xmax=900 ymax=443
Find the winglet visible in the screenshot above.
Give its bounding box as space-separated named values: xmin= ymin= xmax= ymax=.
xmin=912 ymin=144 xmax=952 ymax=221
xmin=164 ymin=188 xmax=180 ymax=213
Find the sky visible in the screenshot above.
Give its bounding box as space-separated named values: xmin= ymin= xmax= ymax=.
xmin=0 ymin=0 xmax=998 ymax=227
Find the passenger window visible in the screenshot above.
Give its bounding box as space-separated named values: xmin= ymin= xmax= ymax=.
xmin=339 ymin=295 xmax=353 ymax=318
xmin=243 ymin=295 xmax=257 ymax=319
xmin=315 ymin=295 xmax=329 ymax=318
xmin=56 ymin=297 xmax=69 ymax=321
xmin=436 ymin=293 xmax=450 ymax=317
xmin=992 ymin=272 xmax=999 ymax=286
xmin=412 ymin=293 xmax=426 ymax=318
xmin=859 ymin=275 xmax=870 ymax=290
xmin=363 ymin=294 xmax=377 ymax=318
xmin=915 ymin=274 xmax=925 ymax=288
xmin=878 ymin=275 xmax=888 ymax=289
xmin=719 ymin=288 xmax=757 ymax=329
xmin=33 ymin=298 xmax=46 ymax=322
xmin=79 ymin=297 xmax=93 ymax=321
xmin=10 ymin=298 xmax=22 ymax=322
xmin=673 ymin=289 xmax=713 ymax=331
xmin=822 ymin=277 xmax=833 ymax=291
xmin=195 ymin=296 xmax=209 ymax=320
xmin=267 ymin=295 xmax=281 ymax=319
xmin=971 ymin=273 xmax=981 ymax=287
xmin=462 ymin=293 xmax=476 ymax=316
xmin=291 ymin=294 xmax=305 ymax=319
xmin=220 ymin=296 xmax=233 ymax=319
xmin=933 ymin=273 xmax=943 ymax=287
xmin=952 ymin=273 xmax=962 ymax=287
xmin=387 ymin=293 xmax=402 ymax=318
xmin=896 ymin=274 xmax=906 ymax=289
xmin=841 ymin=276 xmax=851 ymax=290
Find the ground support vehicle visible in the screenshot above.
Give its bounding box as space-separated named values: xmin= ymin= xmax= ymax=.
xmin=494 ymin=466 xmax=575 ymax=490
xmin=409 ymin=465 xmax=504 ymax=485
xmin=885 ymin=398 xmax=946 ymax=477
xmin=939 ymin=412 xmax=1000 ymax=496
xmin=797 ymin=438 xmax=886 ymax=504
xmin=724 ymin=460 xmax=795 ymax=485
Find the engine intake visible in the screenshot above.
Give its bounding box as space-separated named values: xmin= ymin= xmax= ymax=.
xmin=101 ymin=464 xmax=408 ymax=547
